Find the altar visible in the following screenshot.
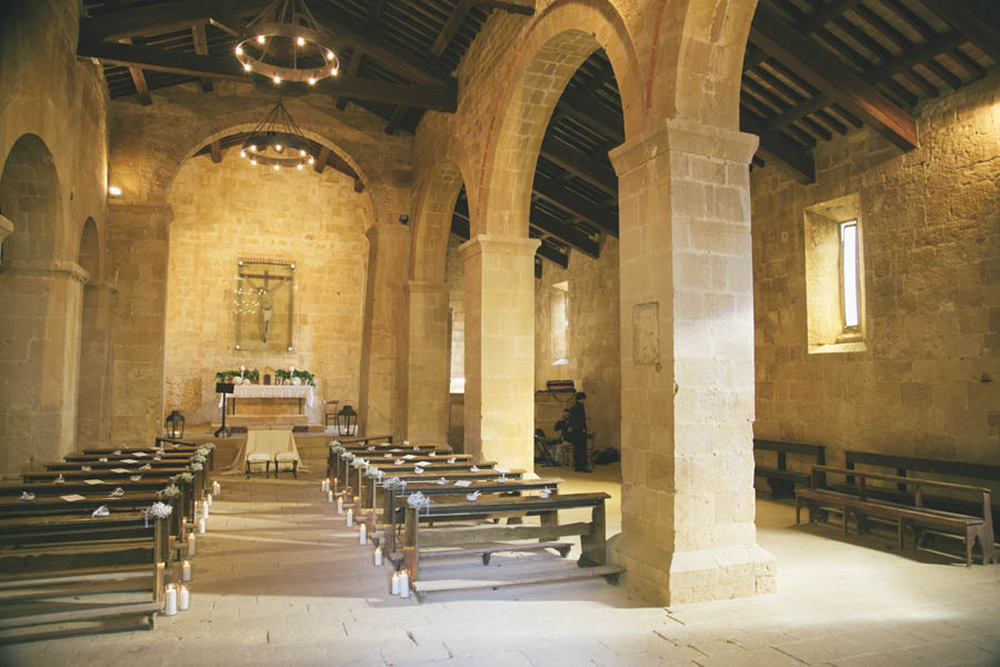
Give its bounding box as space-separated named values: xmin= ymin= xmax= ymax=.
xmin=227 ymin=384 xmax=315 ymax=415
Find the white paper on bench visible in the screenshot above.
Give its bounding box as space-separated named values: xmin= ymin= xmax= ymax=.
xmin=61 ymin=494 xmax=87 ymax=502
xmin=403 ymin=454 xmax=416 ymax=460
xmin=134 ymin=452 xmax=148 ymax=457
xmin=454 ymin=480 xmax=472 ymax=487
xmin=83 ymin=479 xmax=105 ymax=485
xmin=111 ymin=468 xmax=130 ymax=474
xmin=495 ymin=467 xmax=510 ymax=474
xmin=121 ymin=459 xmax=139 ymax=464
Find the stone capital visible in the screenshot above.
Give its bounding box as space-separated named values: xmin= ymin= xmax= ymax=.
xmin=609 ymin=118 xmax=760 ymax=178
xmin=4 ymin=259 xmax=90 ymax=283
xmin=458 ymin=234 xmax=540 ymax=260
xmin=0 ymin=214 xmax=13 ymax=244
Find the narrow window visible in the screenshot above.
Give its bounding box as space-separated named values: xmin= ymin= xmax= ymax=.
xmin=551 ymin=281 xmax=569 ymax=365
xmin=841 ymin=221 xmax=859 ymax=330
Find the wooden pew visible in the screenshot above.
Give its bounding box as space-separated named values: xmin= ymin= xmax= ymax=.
xmin=401 ymin=492 xmax=623 ymax=598
xmin=845 ymin=450 xmax=1000 ymax=528
xmin=753 ymin=439 xmax=826 ymax=498
xmin=379 ymin=477 xmax=558 ymax=554
xmin=328 ymin=443 xmax=441 ymax=479
xmin=0 ymin=512 xmax=169 ymax=642
xmin=796 ymin=466 xmax=995 ymax=566
xmin=350 ymin=460 xmax=499 ymax=512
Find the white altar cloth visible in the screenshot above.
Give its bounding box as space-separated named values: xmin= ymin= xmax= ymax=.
xmin=224 ymin=428 xmax=307 ymax=474
xmin=233 ymin=384 xmax=315 ymax=404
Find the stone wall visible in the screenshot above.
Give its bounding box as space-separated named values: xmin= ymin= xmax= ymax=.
xmin=534 ymin=239 xmax=622 ymax=452
xmin=164 ymin=149 xmax=370 ymax=425
xmin=0 ymin=0 xmax=109 ymax=471
xmin=751 ymin=75 xmax=1000 ymax=469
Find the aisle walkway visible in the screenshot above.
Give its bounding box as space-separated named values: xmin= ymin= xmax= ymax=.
xmin=2 ymin=472 xmax=998 ymax=666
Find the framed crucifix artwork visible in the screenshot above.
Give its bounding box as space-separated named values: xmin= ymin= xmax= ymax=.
xmin=232 ymin=257 xmax=295 ymax=353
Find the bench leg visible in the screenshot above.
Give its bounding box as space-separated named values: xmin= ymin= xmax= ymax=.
xmin=897 ymin=519 xmax=904 ymax=552
xmin=579 ymin=502 xmax=607 ymax=567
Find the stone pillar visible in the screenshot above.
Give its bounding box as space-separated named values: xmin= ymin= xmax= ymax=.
xmin=608 ymin=118 xmax=776 ymax=605
xmin=77 ymin=281 xmax=116 ymax=448
xmin=404 ymin=280 xmax=450 ymax=442
xmin=0 ymin=260 xmax=87 ymax=473
xmin=107 ymin=203 xmax=172 ymax=444
xmin=358 ymin=223 xmax=410 ymax=437
xmin=460 ymin=235 xmax=539 ymax=472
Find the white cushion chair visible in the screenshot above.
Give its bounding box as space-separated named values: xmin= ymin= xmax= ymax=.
xmin=274 ymin=451 xmax=299 ymax=478
xmin=246 ymin=452 xmax=270 ymax=478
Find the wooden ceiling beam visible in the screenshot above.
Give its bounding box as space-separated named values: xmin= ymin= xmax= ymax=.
xmin=354 ymin=177 xmax=365 ymax=193
xmin=539 ymin=137 xmax=616 ymax=195
xmin=536 ymin=242 xmax=569 ymax=268
xmin=740 ymin=108 xmax=815 ymax=184
xmin=384 ymin=106 xmax=407 ymax=135
xmin=314 ymin=146 xmax=331 ymax=174
xmin=335 ymin=51 xmax=364 ymax=110
xmin=209 ymin=140 xmax=222 ymax=163
xmin=750 ymin=5 xmax=917 ymax=151
xmin=555 ymin=90 xmax=625 ymax=145
xmin=190 ymin=23 xmax=214 ymax=93
xmin=472 ymin=1 xmax=535 ymax=16
xmin=531 ymin=178 xmax=618 ymax=236
xmin=529 ymin=208 xmax=600 ymax=258
xmin=923 ymin=0 xmax=1000 ymax=67
xmin=432 ymin=0 xmax=474 ymax=58
xmin=795 ymin=0 xmax=863 ymax=33
xmin=77 ymin=38 xmax=458 ymax=110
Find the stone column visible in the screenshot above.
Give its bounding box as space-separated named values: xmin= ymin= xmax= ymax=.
xmin=77 ymin=281 xmax=116 ymax=448
xmin=107 ymin=203 xmax=172 ymax=444
xmin=0 ymin=260 xmax=87 ymax=473
xmin=358 ymin=223 xmax=410 ymax=437
xmin=404 ymin=280 xmax=450 ymax=442
xmin=608 ymin=118 xmax=776 ymax=605
xmin=460 ymin=235 xmax=539 ymax=472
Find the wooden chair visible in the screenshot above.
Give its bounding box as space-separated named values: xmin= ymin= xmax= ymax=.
xmin=323 ymin=399 xmax=340 ymax=429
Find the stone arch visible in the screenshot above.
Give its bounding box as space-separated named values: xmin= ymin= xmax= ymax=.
xmin=76 ymin=216 xmax=110 ymax=448
xmin=0 ymin=134 xmax=62 ymax=265
xmin=409 ymin=148 xmax=473 ymax=283
xmin=0 ymin=133 xmax=72 ymax=473
xmin=474 ymin=0 xmax=642 ymax=236
xmin=648 ymin=0 xmax=758 ymax=128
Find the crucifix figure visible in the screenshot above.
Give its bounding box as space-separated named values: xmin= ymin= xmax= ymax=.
xmin=245 ymin=270 xmax=274 ymax=343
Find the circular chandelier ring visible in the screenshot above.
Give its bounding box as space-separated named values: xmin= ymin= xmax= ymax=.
xmin=235 ymin=23 xmax=340 ymax=83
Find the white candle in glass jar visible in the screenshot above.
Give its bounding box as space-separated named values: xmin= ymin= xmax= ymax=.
xmin=346 ymin=508 xmax=353 ymax=527
xmin=178 ymin=585 xmax=190 ymax=611
xmin=182 ymin=560 xmax=191 ymax=582
xmin=164 ymin=584 xmax=178 ymax=616
xmin=197 ymin=518 xmax=206 ymax=534
xmin=187 ymin=533 xmax=196 ymax=556
xmin=399 ymin=570 xmax=410 ymax=598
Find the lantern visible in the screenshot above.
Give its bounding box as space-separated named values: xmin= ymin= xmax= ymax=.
xmin=165 ymin=410 xmax=185 ymax=438
xmin=337 ymin=405 xmax=358 ymax=437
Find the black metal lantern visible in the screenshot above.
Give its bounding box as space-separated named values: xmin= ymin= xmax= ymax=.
xmin=337 ymin=405 xmax=358 ymax=437
xmin=165 ymin=410 xmax=185 ymax=438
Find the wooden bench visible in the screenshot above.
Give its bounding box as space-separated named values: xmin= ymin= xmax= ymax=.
xmin=352 ymin=460 xmax=500 ymax=512
xmin=753 ymin=439 xmax=826 ymax=498
xmin=328 ymin=443 xmax=442 ymax=479
xmin=845 ymin=450 xmax=1000 ymax=528
xmin=378 ymin=476 xmax=553 ymax=554
xmin=401 ymin=492 xmax=622 ymax=598
xmin=796 ymin=466 xmax=995 ymax=566
xmin=0 ymin=512 xmax=168 ymax=643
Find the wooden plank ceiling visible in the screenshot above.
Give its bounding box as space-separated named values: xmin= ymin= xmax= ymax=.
xmin=80 ymin=0 xmax=999 ymax=272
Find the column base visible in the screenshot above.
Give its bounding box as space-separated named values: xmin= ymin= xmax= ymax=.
xmin=608 ymin=533 xmax=776 ymax=606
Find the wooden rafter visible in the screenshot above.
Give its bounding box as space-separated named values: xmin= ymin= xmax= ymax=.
xmin=750 ymin=5 xmax=918 ymax=151
xmin=209 ymin=140 xmax=222 ymax=163
xmin=740 ymin=108 xmax=815 ymax=184
xmin=76 ymin=38 xmax=458 ymax=111
xmin=923 ymin=0 xmax=1000 ymax=65
xmin=314 ymin=146 xmax=331 ymax=174
xmin=190 ymin=23 xmax=214 ymax=93
xmin=119 ymin=38 xmax=152 ymax=105
xmin=539 ymin=137 xmax=616 ymax=195
xmin=335 ymin=51 xmax=364 ymax=110
xmin=529 ymin=208 xmax=599 ymax=258
xmin=531 ymin=178 xmax=617 ymax=236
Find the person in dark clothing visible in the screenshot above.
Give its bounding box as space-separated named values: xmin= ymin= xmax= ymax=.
xmin=567 ymin=392 xmax=589 ymax=472
xmin=554 ymin=409 xmax=570 ymax=440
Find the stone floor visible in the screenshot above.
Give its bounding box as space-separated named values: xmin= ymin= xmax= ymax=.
xmin=2 ymin=466 xmax=999 ymax=667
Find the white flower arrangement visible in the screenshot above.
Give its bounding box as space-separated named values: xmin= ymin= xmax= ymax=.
xmin=407 ymin=491 xmax=431 ymax=509
xmin=159 ymin=484 xmax=181 ymax=498
xmin=342 ymin=452 xmax=355 ymax=461
xmin=196 ymin=447 xmax=211 ymax=457
xmin=382 ymin=476 xmax=403 ymax=490
xmin=189 ymin=462 xmax=204 ymax=472
xmin=147 ymin=501 xmax=173 ymax=519
xmin=192 ymin=454 xmax=207 ymax=464
xmin=202 ymin=443 xmax=216 ymax=451
xmin=172 ymin=472 xmax=194 ymax=484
